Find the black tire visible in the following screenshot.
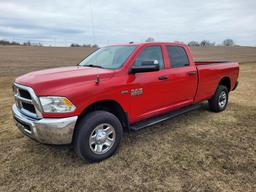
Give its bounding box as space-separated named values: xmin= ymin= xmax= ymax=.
xmin=208 ymin=85 xmax=229 ymax=112
xmin=74 ymin=110 xmax=123 ymax=162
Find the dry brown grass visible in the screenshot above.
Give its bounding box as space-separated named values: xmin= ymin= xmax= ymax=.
xmin=0 ymin=46 xmax=255 ymax=192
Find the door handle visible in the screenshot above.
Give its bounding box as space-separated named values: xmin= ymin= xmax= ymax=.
xmin=187 ymin=71 xmax=197 ymax=76
xmin=158 ymin=76 xmax=168 ymax=80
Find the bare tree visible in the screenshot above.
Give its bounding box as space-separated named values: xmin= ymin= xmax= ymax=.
xmin=200 ymin=40 xmax=211 ymax=47
xmin=223 ymin=39 xmax=235 ymax=46
xmin=70 ymin=43 xmax=81 ymax=47
xmin=23 ymin=41 xmax=31 ymax=46
xmin=188 ymin=41 xmax=200 ymax=47
xmin=145 ymin=37 xmax=154 ymax=42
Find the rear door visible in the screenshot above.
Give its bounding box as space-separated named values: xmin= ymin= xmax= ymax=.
xmin=164 ymin=45 xmax=198 ymax=106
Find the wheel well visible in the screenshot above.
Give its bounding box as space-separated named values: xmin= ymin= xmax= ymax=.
xmin=78 ymin=100 xmax=129 ymax=131
xmin=219 ymin=77 xmax=231 ymax=92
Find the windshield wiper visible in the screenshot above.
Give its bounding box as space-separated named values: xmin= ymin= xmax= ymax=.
xmin=83 ymin=64 xmax=103 ymax=68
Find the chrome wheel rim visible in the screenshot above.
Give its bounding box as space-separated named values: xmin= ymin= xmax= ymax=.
xmin=89 ymin=123 xmax=116 ymax=155
xmin=218 ymin=91 xmax=227 ymax=108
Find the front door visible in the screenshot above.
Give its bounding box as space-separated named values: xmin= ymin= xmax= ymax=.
xmin=128 ymin=45 xmax=172 ymax=122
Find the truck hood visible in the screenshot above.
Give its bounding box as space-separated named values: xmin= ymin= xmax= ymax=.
xmin=15 ymin=66 xmax=114 ymax=95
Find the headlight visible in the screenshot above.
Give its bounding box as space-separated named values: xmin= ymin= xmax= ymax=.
xmin=39 ymin=96 xmax=76 ymax=113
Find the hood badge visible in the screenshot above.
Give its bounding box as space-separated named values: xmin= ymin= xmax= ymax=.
xmin=131 ymin=88 xmax=143 ymax=96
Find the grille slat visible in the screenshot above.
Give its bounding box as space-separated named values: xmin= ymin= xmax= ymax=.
xmin=13 ymin=84 xmax=40 ymax=118
xmin=22 ymin=103 xmax=36 ymax=114
xmin=19 ymin=89 xmax=32 ymax=99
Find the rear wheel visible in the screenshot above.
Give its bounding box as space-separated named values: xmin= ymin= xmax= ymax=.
xmin=74 ymin=110 xmax=123 ymax=162
xmin=208 ymin=85 xmax=229 ymax=112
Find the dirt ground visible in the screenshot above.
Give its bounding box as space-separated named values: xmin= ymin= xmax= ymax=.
xmin=0 ymin=46 xmax=255 ymax=192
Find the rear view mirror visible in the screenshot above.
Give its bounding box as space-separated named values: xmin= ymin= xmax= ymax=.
xmin=129 ymin=60 xmax=160 ymax=74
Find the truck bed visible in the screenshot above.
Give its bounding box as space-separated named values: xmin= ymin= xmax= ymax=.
xmin=194 ymin=61 xmax=239 ymax=103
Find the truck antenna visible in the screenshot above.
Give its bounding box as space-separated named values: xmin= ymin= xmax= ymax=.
xmin=95 ymin=74 xmax=100 ymax=84
xmin=89 ymin=0 xmax=96 ymax=45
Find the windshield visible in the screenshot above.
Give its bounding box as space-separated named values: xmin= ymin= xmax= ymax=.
xmin=79 ymin=45 xmax=137 ymax=69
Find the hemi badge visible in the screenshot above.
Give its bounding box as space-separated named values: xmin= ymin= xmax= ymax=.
xmin=121 ymin=90 xmax=129 ymax=94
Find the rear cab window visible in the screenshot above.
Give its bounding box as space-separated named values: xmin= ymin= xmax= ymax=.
xmin=166 ymin=46 xmax=190 ymax=68
xmin=134 ymin=46 xmax=164 ymax=69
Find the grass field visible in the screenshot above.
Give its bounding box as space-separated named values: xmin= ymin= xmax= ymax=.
xmin=0 ymin=46 xmax=255 ymax=192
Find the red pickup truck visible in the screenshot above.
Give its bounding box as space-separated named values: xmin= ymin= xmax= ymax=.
xmin=12 ymin=42 xmax=239 ymax=162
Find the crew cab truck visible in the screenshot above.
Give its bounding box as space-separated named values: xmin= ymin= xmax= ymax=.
xmin=12 ymin=42 xmax=239 ymax=162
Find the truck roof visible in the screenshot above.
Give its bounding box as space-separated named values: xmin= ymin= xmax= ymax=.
xmin=110 ymin=42 xmax=187 ymax=47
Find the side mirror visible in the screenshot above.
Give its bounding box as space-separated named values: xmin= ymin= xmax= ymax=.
xmin=129 ymin=60 xmax=160 ymax=74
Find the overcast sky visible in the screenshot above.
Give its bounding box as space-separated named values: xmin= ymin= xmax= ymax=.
xmin=0 ymin=0 xmax=255 ymax=46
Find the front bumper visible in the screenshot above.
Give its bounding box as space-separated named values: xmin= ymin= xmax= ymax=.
xmin=12 ymin=104 xmax=78 ymax=144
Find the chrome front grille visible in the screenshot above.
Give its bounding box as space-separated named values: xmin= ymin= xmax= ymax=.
xmin=13 ymin=83 xmax=43 ymax=119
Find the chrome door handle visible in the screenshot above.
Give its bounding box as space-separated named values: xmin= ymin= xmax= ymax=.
xmin=187 ymin=71 xmax=197 ymax=76
xmin=158 ymin=76 xmax=168 ymax=80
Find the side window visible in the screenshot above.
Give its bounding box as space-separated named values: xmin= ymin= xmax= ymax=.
xmin=134 ymin=46 xmax=164 ymax=69
xmin=166 ymin=46 xmax=189 ymax=68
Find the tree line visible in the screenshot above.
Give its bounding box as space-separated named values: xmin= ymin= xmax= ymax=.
xmin=0 ymin=40 xmax=42 ymax=46
xmin=188 ymin=39 xmax=235 ymax=47
xmin=145 ymin=37 xmax=236 ymax=47
xmin=70 ymin=43 xmax=98 ymax=48
xmin=0 ymin=39 xmax=99 ymax=48
xmin=1 ymin=38 xmax=236 ymax=47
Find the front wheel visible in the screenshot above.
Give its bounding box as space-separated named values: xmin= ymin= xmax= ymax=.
xmin=208 ymin=85 xmax=229 ymax=112
xmin=74 ymin=111 xmax=123 ymax=162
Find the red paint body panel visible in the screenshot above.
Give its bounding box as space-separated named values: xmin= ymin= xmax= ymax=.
xmin=15 ymin=42 xmax=239 ymax=123
xmin=194 ymin=61 xmax=239 ymax=102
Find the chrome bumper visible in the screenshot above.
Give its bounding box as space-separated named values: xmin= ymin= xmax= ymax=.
xmin=12 ymin=104 xmax=78 ymax=144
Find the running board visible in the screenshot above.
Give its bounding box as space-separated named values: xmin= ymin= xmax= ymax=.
xmin=130 ymin=104 xmax=201 ymax=131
